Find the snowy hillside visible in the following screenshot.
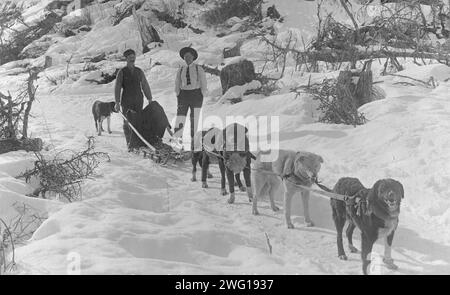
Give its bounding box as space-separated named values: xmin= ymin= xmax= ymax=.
xmin=1 ymin=0 xmax=450 ymax=275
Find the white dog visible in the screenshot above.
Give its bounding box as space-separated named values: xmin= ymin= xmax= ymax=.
xmin=252 ymin=149 xmax=323 ymax=228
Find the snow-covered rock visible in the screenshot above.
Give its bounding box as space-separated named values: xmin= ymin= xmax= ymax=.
xmin=217 ymin=80 xmax=262 ymax=104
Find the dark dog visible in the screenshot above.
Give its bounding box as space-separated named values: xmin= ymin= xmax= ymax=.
xmin=92 ymin=101 xmax=117 ymax=136
xmin=330 ymin=177 xmax=404 ymax=275
xmin=192 ymin=123 xmax=255 ymax=204
xmin=191 ymin=128 xmax=215 ymax=182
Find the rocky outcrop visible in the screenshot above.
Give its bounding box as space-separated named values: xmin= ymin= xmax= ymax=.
xmin=266 ymin=5 xmax=283 ymax=21
xmin=220 ymin=59 xmax=255 ymax=94
xmin=19 ymin=36 xmax=54 ymax=59
xmin=45 ymin=0 xmax=72 ymax=12
xmin=1 ymin=11 xmax=62 ymax=65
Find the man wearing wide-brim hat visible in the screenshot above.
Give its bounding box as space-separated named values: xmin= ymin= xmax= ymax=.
xmin=174 ymin=46 xmax=207 ymax=150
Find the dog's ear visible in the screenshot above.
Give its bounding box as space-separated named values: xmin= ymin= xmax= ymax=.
xmin=289 ymin=153 xmax=307 ymax=177
xmin=274 ymin=152 xmax=298 ymax=178
xmin=355 ymin=188 xmax=369 ymax=200
xmin=367 ymin=179 xmax=383 ymax=203
xmin=281 ymin=155 xmax=295 ymax=178
xmin=392 ymin=179 xmax=405 ymax=199
xmin=316 ymin=155 xmax=324 ymax=163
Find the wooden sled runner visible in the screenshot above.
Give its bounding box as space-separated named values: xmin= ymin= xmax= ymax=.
xmin=134 ymin=141 xmax=191 ymax=165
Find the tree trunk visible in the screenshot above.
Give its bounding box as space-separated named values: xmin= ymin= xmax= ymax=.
xmin=336 ymin=71 xmax=356 ymax=108
xmin=0 ymin=137 xmax=43 ymax=154
xmin=22 ymin=70 xmax=38 ymax=139
xmin=0 ymin=91 xmax=16 ymax=139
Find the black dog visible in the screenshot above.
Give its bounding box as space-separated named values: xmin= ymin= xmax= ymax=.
xmin=191 ymin=128 xmax=246 ymax=189
xmin=191 ymin=129 xmax=215 ymax=182
xmin=192 ymin=123 xmax=254 ymax=204
xmin=330 ymin=177 xmax=404 ymax=275
xmin=92 ymin=101 xmax=117 ymax=136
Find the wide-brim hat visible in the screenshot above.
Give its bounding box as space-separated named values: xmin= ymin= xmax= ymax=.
xmin=179 ymin=47 xmax=198 ymax=60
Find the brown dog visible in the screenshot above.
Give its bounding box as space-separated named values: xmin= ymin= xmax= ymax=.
xmin=92 ymin=101 xmax=117 ymax=136
xmin=330 ymin=177 xmax=404 ymax=275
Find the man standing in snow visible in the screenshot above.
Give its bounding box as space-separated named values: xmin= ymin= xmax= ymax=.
xmin=114 ymin=49 xmax=153 ymax=149
xmin=173 ymin=47 xmax=207 ymax=151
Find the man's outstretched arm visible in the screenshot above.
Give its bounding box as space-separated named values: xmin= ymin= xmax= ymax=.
xmin=141 ymin=69 xmax=153 ymax=102
xmin=114 ymin=69 xmax=123 ymax=112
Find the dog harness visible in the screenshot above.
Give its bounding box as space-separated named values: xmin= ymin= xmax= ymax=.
xmin=313 ymin=179 xmax=371 ymax=216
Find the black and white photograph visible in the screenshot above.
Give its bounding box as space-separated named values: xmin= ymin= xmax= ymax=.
xmin=1 ymin=0 xmax=450 ymax=279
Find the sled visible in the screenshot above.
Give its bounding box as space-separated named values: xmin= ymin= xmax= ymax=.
xmin=120 ymin=111 xmax=191 ymax=165
xmin=134 ymin=140 xmax=191 ymax=165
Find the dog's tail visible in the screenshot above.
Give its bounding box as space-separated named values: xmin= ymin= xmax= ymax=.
xmin=92 ymin=102 xmax=98 ymax=131
xmin=254 ymin=148 xmax=272 ymax=158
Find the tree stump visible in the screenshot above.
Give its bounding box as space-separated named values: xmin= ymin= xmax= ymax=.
xmin=355 ymin=66 xmax=373 ymax=107
xmin=220 ymin=59 xmax=255 ymax=94
xmin=336 ymin=71 xmax=356 ymax=105
xmin=132 ymin=5 xmax=163 ymax=53
xmin=0 ymin=138 xmax=43 ymax=155
xmin=337 ymin=64 xmax=374 ymax=109
xmin=44 ymin=56 xmax=52 ymax=68
xmin=267 ymin=5 xmax=282 ymax=21
xmin=223 ymin=39 xmax=244 ymax=59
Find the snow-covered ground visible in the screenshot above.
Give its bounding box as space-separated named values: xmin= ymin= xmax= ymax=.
xmin=1 ymin=0 xmax=450 ymax=275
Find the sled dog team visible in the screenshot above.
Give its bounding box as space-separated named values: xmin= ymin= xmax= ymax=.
xmin=92 ymin=48 xmax=405 ymax=275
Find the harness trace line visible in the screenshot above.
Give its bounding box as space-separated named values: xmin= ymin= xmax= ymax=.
xmin=115 ymin=117 xmax=359 ymax=204
xmin=249 ymin=167 xmax=358 ymax=203
xmin=200 ymin=147 xmax=353 ymax=202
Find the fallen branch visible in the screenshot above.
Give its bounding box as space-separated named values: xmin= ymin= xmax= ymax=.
xmin=294 ymin=77 xmax=367 ymax=126
xmin=0 ymin=202 xmax=46 ymax=275
xmin=0 ymin=218 xmax=15 ymax=274
xmin=260 ymin=34 xmax=450 ymax=65
xmin=304 ymin=48 xmax=450 ymax=64
xmin=17 ymin=137 xmax=110 ymax=202
xmin=264 ymin=232 xmax=272 ymax=255
xmin=387 ymin=73 xmax=437 ymax=88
